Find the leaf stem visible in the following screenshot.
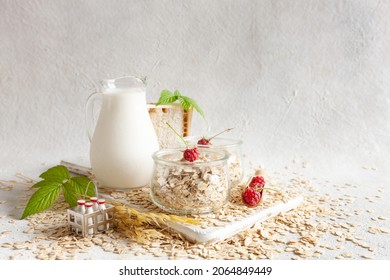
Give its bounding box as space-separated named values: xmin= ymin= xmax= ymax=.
xmin=166 ymin=122 xmax=188 ymax=147
xmin=208 ymin=128 xmax=234 ymax=141
xmin=254 ymin=187 xmax=276 ymax=192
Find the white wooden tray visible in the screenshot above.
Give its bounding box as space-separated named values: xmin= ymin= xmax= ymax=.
xmin=61 ymin=160 xmax=303 ymax=243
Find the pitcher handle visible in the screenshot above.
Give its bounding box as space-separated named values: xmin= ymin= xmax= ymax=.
xmin=86 ymin=92 xmax=103 ymax=141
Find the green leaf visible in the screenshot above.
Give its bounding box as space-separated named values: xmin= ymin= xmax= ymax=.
xmin=62 ymin=182 xmax=77 ymax=207
xmin=179 ymin=96 xmax=205 ymax=118
xmin=21 ymin=184 xmax=61 ymax=219
xmin=39 ymin=165 xmax=70 ymax=183
xmin=31 ymin=180 xmax=62 ymax=189
xmin=178 ymin=96 xmax=191 ymax=111
xmin=21 ymin=164 xmax=96 ymax=220
xmin=155 ymin=89 xmax=205 ymax=118
xmin=69 ymin=176 xmax=96 ymax=200
xmin=155 ymin=90 xmax=178 ymax=106
xmin=187 ymin=97 xmax=205 ymax=118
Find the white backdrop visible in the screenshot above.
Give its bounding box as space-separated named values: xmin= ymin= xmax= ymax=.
xmin=1 ymin=0 xmax=389 ymax=177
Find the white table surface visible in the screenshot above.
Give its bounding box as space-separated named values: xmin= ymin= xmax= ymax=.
xmin=1 ymin=154 xmax=389 ymax=260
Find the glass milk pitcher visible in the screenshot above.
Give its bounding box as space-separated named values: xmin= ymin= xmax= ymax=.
xmin=86 ymin=76 xmax=159 ymax=189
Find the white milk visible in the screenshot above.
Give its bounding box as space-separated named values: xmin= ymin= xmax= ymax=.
xmin=88 ymin=83 xmax=159 ymax=189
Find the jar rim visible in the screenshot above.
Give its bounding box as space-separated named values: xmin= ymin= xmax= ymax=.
xmin=184 ymin=136 xmax=243 ymax=148
xmin=152 ymin=148 xmax=229 ymax=166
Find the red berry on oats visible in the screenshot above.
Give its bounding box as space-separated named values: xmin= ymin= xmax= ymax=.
xmin=242 ymin=187 xmax=262 ymax=207
xmin=249 ymin=176 xmax=265 ymax=188
xmin=183 ymin=147 xmax=199 ymax=162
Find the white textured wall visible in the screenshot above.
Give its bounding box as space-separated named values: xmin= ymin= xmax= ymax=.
xmin=1 ymin=0 xmax=389 ymax=175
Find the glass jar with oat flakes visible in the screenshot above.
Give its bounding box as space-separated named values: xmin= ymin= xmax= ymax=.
xmin=150 ymin=148 xmax=230 ymax=215
xmin=184 ymin=136 xmax=244 ymax=188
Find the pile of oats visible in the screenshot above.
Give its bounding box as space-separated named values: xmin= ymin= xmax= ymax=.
xmin=150 ymin=154 xmax=229 ymax=214
xmin=1 ymin=165 xmax=389 ymax=260
xmin=227 ymin=154 xmax=243 ymax=188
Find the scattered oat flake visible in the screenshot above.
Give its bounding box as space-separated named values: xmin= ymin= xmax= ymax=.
xmin=341 ymin=252 xmax=352 ymax=258
xmin=3 ymin=167 xmax=386 ymax=261
xmin=368 ymin=227 xmax=381 ymax=234
xmin=361 ymin=255 xmax=373 ymax=259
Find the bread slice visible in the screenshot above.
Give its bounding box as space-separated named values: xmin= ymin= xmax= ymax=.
xmin=147 ymin=104 xmax=193 ymax=149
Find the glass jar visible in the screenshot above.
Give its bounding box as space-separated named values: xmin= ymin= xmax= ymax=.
xmin=184 ymin=136 xmax=244 ymax=188
xmin=150 ymin=148 xmax=230 ymax=215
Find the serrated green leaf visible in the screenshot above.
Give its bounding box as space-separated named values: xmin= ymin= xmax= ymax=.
xmin=178 ymin=96 xmax=191 ymax=111
xmin=155 ymin=89 xmax=205 ymax=118
xmin=31 ymin=180 xmax=62 ymax=189
xmin=185 ymin=96 xmax=205 ymax=118
xmin=155 ymin=90 xmax=178 ymax=106
xmin=39 ymin=165 xmax=70 ymax=183
xmin=21 ymin=184 xmax=61 ymax=219
xmin=21 ymin=164 xmax=96 ymax=220
xmin=69 ymin=176 xmax=95 ymax=200
xmin=62 ymin=182 xmax=77 ymax=207
xmin=179 ymin=96 xmax=205 ymax=118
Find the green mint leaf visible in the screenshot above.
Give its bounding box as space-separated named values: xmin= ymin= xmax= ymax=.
xmin=21 ymin=184 xmax=61 ymax=219
xmin=173 ymin=90 xmax=181 ymax=97
xmin=39 ymin=165 xmax=70 ymax=183
xmin=155 ymin=90 xmax=178 ymax=106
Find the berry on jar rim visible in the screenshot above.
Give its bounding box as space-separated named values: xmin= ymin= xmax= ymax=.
xmin=196 ymin=128 xmax=234 ymax=146
xmin=197 ymin=138 xmax=210 ymax=145
xmin=166 ymin=122 xmax=200 ymax=162
xmin=183 ymin=147 xmax=199 ymax=162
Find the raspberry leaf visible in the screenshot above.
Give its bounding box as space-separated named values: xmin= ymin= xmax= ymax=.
xmin=31 ymin=180 xmax=62 ymax=189
xmin=178 ymin=96 xmax=191 ymax=111
xmin=177 ymin=96 xmax=205 ymax=118
xmin=155 ymin=90 xmax=178 ymax=106
xmin=70 ymin=176 xmax=96 ymax=199
xmin=21 ymin=184 xmax=61 ymax=219
xmin=39 ymin=165 xmax=70 ymax=182
xmin=156 ymin=89 xmax=205 ymax=118
xmin=21 ymin=165 xmax=95 ymax=219
xmin=62 ymin=181 xmax=77 ymax=207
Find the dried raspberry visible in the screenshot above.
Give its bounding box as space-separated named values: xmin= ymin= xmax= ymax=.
xmin=183 ymin=147 xmax=199 ymax=162
xmin=196 ymin=128 xmax=233 ymax=146
xmin=249 ymin=176 xmax=265 ymax=188
xmin=197 ymin=138 xmax=210 ymax=145
xmin=242 ymin=187 xmax=263 ymax=207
